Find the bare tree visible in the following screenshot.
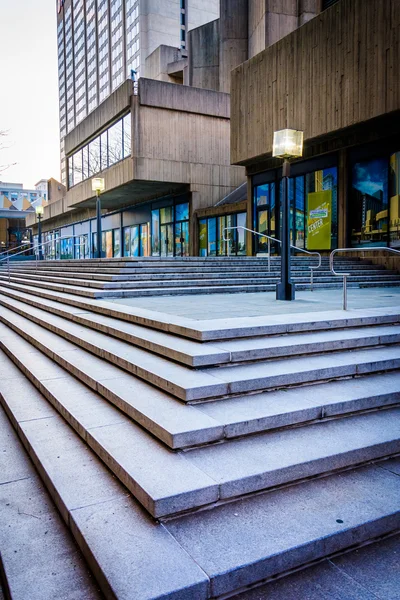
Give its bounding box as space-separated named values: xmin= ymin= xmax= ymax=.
xmin=0 ymin=130 xmax=16 ymax=176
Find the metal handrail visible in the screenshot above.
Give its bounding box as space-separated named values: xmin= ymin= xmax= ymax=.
xmin=0 ymin=235 xmax=88 ymax=283
xmin=330 ymin=247 xmax=400 ymax=310
xmin=223 ymin=226 xmax=322 ymax=291
xmin=0 ymin=241 xmax=33 ymax=257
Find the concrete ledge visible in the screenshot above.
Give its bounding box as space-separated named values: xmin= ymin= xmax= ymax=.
xmin=138 ymin=78 xmax=230 ymax=118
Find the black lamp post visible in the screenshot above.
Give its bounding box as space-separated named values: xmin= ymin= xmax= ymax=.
xmin=36 ymin=205 xmax=44 ymax=260
xmin=92 ymin=177 xmax=105 ymax=258
xmin=272 ymin=129 xmax=304 ymax=301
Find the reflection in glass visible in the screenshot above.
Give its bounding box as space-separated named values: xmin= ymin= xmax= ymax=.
xmin=350 ymin=158 xmax=387 ymax=248
xmin=237 ymin=212 xmax=246 ymax=255
xmin=73 ymin=150 xmax=83 ymax=184
xmin=389 ymin=152 xmax=400 ymax=248
xmin=208 ymin=218 xmax=217 ymax=256
xmin=113 ymin=229 xmax=121 ymax=258
xmin=131 ymin=225 xmax=139 ymax=256
xmin=175 ymin=202 xmax=189 ymax=221
xmin=160 ymin=206 xmax=173 ymax=224
xmin=123 ymin=113 xmax=131 ymax=158
xmin=151 ymin=210 xmax=160 ymax=255
xmin=89 ymin=137 xmax=101 ymax=177
xmin=199 ymin=219 xmax=207 ymax=257
xmin=108 ymin=120 xmax=123 ymax=166
xmin=140 ymin=224 xmax=149 ymax=256
xmin=101 ymin=131 xmax=108 ymax=171
xmin=123 ymin=226 xmax=130 ymax=256
xmin=105 ymin=230 xmax=113 ymax=258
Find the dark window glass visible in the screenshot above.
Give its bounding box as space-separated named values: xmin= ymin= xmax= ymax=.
xmin=389 ymin=151 xmax=400 ymax=249
xmin=349 ymin=158 xmax=388 ymax=248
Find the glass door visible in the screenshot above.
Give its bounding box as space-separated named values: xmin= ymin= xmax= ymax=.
xmin=160 ymin=223 xmax=173 ymax=256
xmin=175 ymin=221 xmax=189 ymax=256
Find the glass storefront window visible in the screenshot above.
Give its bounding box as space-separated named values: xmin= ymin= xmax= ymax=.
xmin=131 ymin=225 xmax=139 ymax=256
xmin=175 ymin=202 xmax=189 ymax=222
xmin=350 ymin=158 xmax=388 ymax=248
xmin=151 ymin=210 xmax=160 ymax=255
xmin=254 ymin=164 xmax=337 ymax=253
xmin=92 ymin=232 xmax=97 ymax=257
xmin=237 ymin=212 xmax=246 ymax=255
xmin=208 ymin=218 xmax=217 ymax=256
xmin=100 ymin=130 xmax=108 ymax=171
xmin=160 ymin=206 xmax=173 ymax=224
xmin=390 ymin=151 xmax=400 ymax=248
xmin=123 ymin=113 xmax=131 ymax=158
xmin=108 ymin=119 xmax=123 ymax=166
xmin=199 ymin=219 xmax=207 ymax=257
xmin=123 ymin=226 xmax=130 ymax=256
xmin=113 ymin=229 xmax=121 ymax=258
xmin=140 ymin=224 xmax=149 ymax=256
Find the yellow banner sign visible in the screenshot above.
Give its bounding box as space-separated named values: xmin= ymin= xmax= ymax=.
xmin=307 ymin=190 xmax=332 ymax=250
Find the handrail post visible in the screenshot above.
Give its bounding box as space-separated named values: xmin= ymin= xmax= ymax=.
xmin=343 ymin=275 xmax=348 ymax=310
xmin=268 ymin=238 xmax=271 ymax=272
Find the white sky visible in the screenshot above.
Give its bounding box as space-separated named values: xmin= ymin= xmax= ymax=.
xmin=0 ymin=0 xmax=60 ymax=189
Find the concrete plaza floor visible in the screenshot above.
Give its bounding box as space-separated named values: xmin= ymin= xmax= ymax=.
xmin=105 ymin=287 xmax=400 ymax=321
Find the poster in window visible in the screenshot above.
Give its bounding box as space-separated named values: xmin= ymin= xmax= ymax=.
xmin=307 ymin=190 xmax=332 ymax=250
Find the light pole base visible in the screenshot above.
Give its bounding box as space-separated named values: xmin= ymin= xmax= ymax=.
xmin=276 ymin=281 xmax=295 ymax=301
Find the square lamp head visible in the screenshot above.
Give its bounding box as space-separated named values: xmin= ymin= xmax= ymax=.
xmin=272 ymin=129 xmax=303 ymax=159
xmin=92 ymin=177 xmax=105 ymax=194
xmin=35 ymin=205 xmax=44 ymax=216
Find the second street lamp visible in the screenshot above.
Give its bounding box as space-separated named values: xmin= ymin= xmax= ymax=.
xmin=35 ymin=205 xmax=44 ymax=261
xmin=92 ymin=177 xmax=105 ymax=259
xmin=272 ymin=129 xmax=304 ymax=301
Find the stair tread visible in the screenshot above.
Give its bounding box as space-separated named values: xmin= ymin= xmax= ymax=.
xmin=0 ymin=361 xmax=210 ymax=599
xmin=3 ymin=287 xmax=400 ymax=366
xmin=0 ymin=401 xmax=101 ymax=600
xmin=1 ymin=335 xmax=399 ymax=518
xmin=2 ymin=300 xmax=400 ymax=400
xmin=165 ymin=459 xmax=400 ymax=597
xmin=2 ymin=278 xmax=400 ymax=342
xmin=1 ymin=312 xmax=400 ymax=447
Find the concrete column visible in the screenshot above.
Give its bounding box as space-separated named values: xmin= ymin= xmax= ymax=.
xmin=219 ymin=0 xmax=249 ymax=93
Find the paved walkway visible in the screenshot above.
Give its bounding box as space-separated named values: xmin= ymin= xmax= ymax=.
xmin=233 ymin=533 xmax=400 ymax=599
xmin=105 ymin=287 xmax=400 ymax=321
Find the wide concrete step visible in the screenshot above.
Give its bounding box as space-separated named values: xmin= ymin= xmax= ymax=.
xmin=1 ymin=273 xmax=400 ymax=300
xmin=0 ymin=358 xmax=211 ymax=599
xmin=3 ymin=349 xmax=400 ymax=598
xmin=1 ymin=272 xmax=398 ymax=291
xmin=2 ymin=298 xmax=400 ymax=401
xmin=1 ymin=342 xmax=399 ymax=520
xmin=0 ymin=400 xmax=101 ymax=600
xmin=1 ymin=312 xmax=399 ymax=450
xmin=1 ymin=287 xmax=400 ymax=367
xmin=1 ymin=277 xmax=400 ymax=342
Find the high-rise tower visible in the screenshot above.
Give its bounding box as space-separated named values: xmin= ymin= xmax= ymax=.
xmin=56 ymin=0 xmax=219 ymax=185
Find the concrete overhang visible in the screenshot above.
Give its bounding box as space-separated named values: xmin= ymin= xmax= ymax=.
xmin=75 ymin=180 xmax=189 ymax=211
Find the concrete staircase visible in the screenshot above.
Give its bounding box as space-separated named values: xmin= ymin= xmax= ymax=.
xmin=1 ymin=281 xmax=400 ymax=598
xmin=0 ymin=255 xmax=399 ymax=298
